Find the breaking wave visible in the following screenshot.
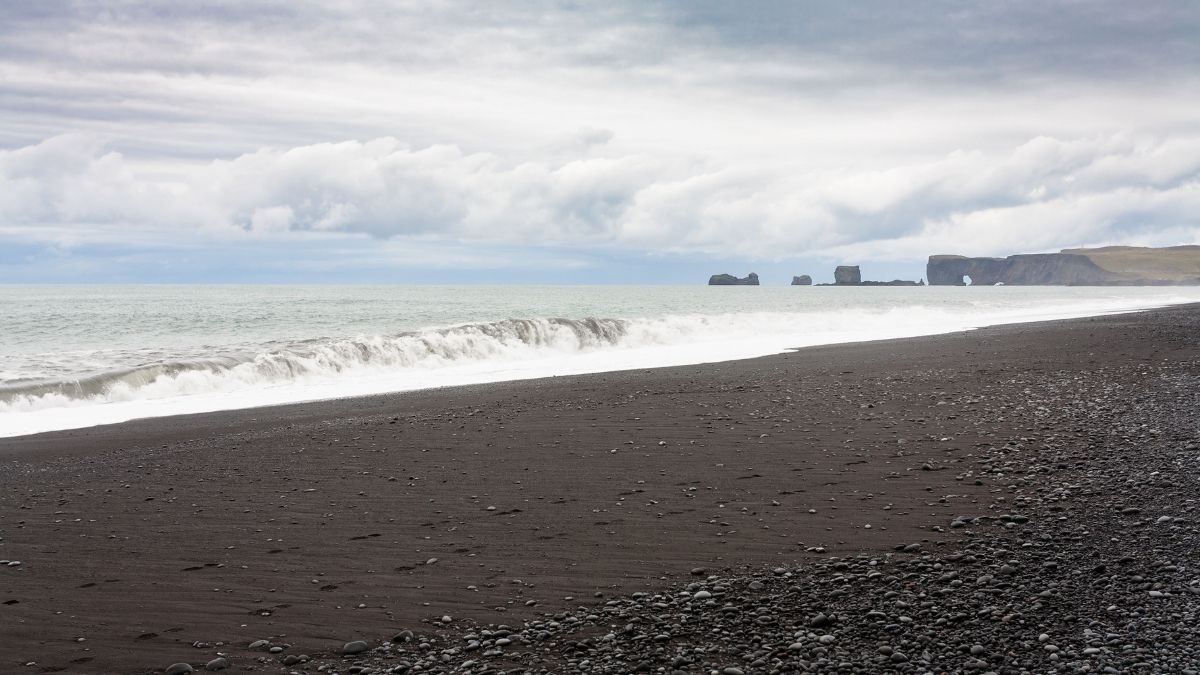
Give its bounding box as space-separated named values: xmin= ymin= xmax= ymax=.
xmin=0 ymin=317 xmax=636 ymax=412
xmin=4 ymin=288 xmax=1198 ymax=437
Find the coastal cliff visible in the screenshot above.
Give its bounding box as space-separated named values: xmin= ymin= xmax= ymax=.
xmin=928 ymin=246 xmax=1200 ymax=286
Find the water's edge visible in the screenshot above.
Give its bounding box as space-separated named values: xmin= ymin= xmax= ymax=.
xmin=2 ymin=295 xmax=1196 ymax=438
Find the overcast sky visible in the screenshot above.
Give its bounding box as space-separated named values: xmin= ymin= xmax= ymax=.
xmin=2 ymin=1 xmax=1198 ymax=282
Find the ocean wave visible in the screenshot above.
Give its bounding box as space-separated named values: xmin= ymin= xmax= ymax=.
xmin=3 ymin=291 xmax=1197 ymax=433
xmin=0 ymin=317 xmax=635 ymax=412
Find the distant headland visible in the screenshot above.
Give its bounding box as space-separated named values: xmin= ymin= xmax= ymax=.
xmin=927 ymin=245 xmax=1200 ymax=286
xmin=709 ymin=245 xmax=1200 ymax=286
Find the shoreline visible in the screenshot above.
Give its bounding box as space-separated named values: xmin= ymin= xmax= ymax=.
xmin=4 ymin=292 xmax=1199 ymax=440
xmin=2 ymin=300 xmax=1195 ymax=450
xmin=1 ymin=304 xmax=1198 ymax=673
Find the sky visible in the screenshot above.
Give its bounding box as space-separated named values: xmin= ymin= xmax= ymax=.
xmin=1 ymin=1 xmax=1198 ymax=283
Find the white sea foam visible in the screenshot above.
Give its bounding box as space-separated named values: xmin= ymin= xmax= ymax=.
xmin=2 ymin=288 xmax=1197 ymax=438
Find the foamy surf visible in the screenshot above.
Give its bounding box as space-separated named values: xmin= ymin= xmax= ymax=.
xmin=2 ymin=286 xmax=1198 ymax=437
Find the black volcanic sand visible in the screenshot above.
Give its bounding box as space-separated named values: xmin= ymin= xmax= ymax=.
xmin=1 ymin=306 xmax=1198 ymax=675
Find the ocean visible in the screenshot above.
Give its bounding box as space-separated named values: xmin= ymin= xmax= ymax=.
xmin=2 ymin=284 xmax=1198 ymax=437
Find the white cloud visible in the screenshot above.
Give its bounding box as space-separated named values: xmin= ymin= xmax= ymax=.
xmin=2 ymin=132 xmax=1196 ymax=261
xmin=0 ymin=3 xmax=1197 ymax=274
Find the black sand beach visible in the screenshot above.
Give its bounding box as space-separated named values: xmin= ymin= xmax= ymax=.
xmin=2 ymin=305 xmax=1198 ymax=674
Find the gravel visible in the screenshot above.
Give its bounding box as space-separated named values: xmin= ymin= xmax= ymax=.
xmin=287 ymin=350 xmax=1200 ymax=674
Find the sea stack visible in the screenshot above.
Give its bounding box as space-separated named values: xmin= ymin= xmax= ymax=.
xmin=791 ymin=275 xmax=813 ymax=286
xmin=709 ymin=273 xmax=760 ymax=286
xmin=833 ymin=266 xmax=861 ymax=285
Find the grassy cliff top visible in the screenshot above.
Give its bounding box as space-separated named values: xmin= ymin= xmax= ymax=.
xmin=1061 ymin=245 xmax=1200 ymax=281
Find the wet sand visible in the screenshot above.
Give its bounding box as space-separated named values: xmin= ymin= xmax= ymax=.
xmin=1 ymin=304 xmax=1196 ymax=674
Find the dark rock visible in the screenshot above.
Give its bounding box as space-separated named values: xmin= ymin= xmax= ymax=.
xmin=927 ymin=246 xmax=1200 ymax=286
xmin=859 ymin=279 xmax=924 ymax=286
xmin=791 ymin=275 xmax=812 ymax=285
xmin=833 ymin=265 xmax=861 ymax=285
xmin=709 ymin=273 xmax=760 ymax=286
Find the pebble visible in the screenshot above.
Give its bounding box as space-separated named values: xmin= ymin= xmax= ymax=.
xmin=342 ymin=640 xmax=370 ymax=655
xmin=288 ymin=351 xmax=1200 ymax=675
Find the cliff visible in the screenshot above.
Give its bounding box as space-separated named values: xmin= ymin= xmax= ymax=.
xmin=709 ymin=272 xmax=760 ymax=286
xmin=791 ymin=275 xmax=813 ymax=286
xmin=1060 ymin=245 xmax=1200 ymax=282
xmin=833 ymin=266 xmax=861 ymax=285
xmin=927 ymin=246 xmax=1200 ymax=286
xmin=927 ymin=254 xmax=1120 ymax=286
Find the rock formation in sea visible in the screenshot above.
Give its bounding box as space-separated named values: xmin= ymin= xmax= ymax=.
xmin=819 ymin=266 xmax=923 ymax=287
xmin=927 ymin=245 xmax=1200 ymax=286
xmin=791 ymin=275 xmax=813 ymax=286
xmin=833 ymin=266 xmax=861 ymax=285
xmin=708 ymin=272 xmax=760 ymax=286
xmin=859 ymin=279 xmax=925 ymax=286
